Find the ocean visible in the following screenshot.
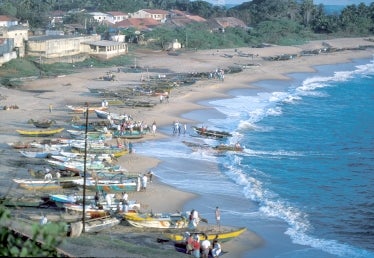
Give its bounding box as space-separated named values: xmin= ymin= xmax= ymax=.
xmin=134 ymin=57 xmax=374 ymax=258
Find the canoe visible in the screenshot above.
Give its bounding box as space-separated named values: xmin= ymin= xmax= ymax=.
xmin=8 ymin=141 xmax=33 ymax=149
xmin=16 ymin=127 xmax=65 ymax=137
xmin=13 ymin=179 xmax=62 ymax=191
xmin=164 ymin=226 xmax=247 ymax=243
xmin=213 ymin=144 xmax=243 ymax=152
xmin=73 ymin=177 xmax=141 ymax=193
xmin=28 ymin=119 xmax=56 ymax=128
xmin=192 ymin=126 xmax=232 ymax=139
xmin=112 ymin=131 xmax=144 ymax=139
xmin=67 ymin=216 xmax=121 ymax=236
xmin=66 ymin=105 xmax=108 ymax=113
xmin=94 ymin=109 xmax=129 ymax=121
xmin=122 ymin=211 xmax=190 ymax=229
xmin=19 ymin=150 xmax=58 ymax=158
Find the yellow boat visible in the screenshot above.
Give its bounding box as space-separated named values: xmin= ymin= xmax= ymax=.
xmin=164 ymin=226 xmax=247 ymax=243
xmin=123 ymin=211 xmax=189 ymax=229
xmin=16 ymin=128 xmax=65 ymax=137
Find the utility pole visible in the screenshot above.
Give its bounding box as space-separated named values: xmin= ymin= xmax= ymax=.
xmin=82 ymin=102 xmax=89 ymax=233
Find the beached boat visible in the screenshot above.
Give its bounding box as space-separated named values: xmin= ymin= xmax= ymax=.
xmin=112 ymin=131 xmax=145 ymax=139
xmin=16 ymin=127 xmax=65 ymax=137
xmin=94 ymin=110 xmax=130 ymax=121
xmin=164 ymin=226 xmax=247 ymax=243
xmin=66 ymin=105 xmax=108 ymax=113
xmin=67 ymin=129 xmax=112 ymax=140
xmin=8 ymin=141 xmax=33 ymax=149
xmin=67 ymin=216 xmax=121 ymax=236
xmin=13 ymin=178 xmax=62 ymax=191
xmin=28 ymin=119 xmax=56 ymax=128
xmin=19 ymin=150 xmax=60 ymax=158
xmin=73 ymin=177 xmax=141 ymax=193
xmin=192 ymin=126 xmax=232 ymax=139
xmin=122 ymin=211 xmax=190 ymax=229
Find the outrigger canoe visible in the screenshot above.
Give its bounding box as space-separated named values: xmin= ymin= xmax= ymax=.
xmin=164 ymin=226 xmax=247 ymax=243
xmin=122 ymin=211 xmax=190 ymax=229
xmin=16 ymin=127 xmax=65 ymax=137
xmin=66 ymin=105 xmax=108 ymax=113
xmin=192 ymin=126 xmax=232 ymax=139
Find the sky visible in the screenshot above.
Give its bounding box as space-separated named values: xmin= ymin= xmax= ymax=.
xmin=208 ymin=0 xmax=373 ymax=6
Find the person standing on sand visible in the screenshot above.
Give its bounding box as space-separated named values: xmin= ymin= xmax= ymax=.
xmin=215 ymin=206 xmax=221 ymax=230
xmin=152 ymin=121 xmax=157 ymax=136
xmin=49 ymin=104 xmax=53 ymax=113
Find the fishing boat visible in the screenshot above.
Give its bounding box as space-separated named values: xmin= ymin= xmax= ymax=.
xmin=164 ymin=226 xmax=247 ymax=243
xmin=16 ymin=127 xmax=65 ymax=137
xmin=19 ymin=150 xmax=60 ymax=158
xmin=67 ymin=129 xmax=112 ymax=140
xmin=212 ymin=143 xmax=244 ymax=152
xmin=73 ymin=177 xmax=141 ymax=193
xmin=28 ymin=119 xmax=56 ymax=128
xmin=94 ymin=109 xmax=129 ymax=121
xmin=192 ymin=126 xmax=232 ymax=139
xmin=112 ymin=131 xmax=144 ymax=139
xmin=67 ymin=216 xmax=121 ymax=236
xmin=8 ymin=141 xmax=33 ymax=149
xmin=122 ymin=211 xmax=190 ymax=229
xmin=66 ymin=105 xmax=108 ymax=113
xmin=13 ymin=178 xmax=62 ymax=191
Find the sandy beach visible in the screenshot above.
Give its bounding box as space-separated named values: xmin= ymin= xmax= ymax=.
xmin=1 ymin=37 xmax=374 ymax=257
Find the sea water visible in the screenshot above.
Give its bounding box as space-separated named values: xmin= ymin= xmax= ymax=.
xmin=135 ymin=57 xmax=374 ymax=258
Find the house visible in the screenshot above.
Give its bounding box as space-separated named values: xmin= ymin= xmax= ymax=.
xmin=107 ymin=11 xmax=128 ymax=23
xmin=115 ymin=18 xmax=160 ymax=31
xmin=88 ymin=12 xmax=114 ymax=24
xmin=0 ymin=15 xmax=18 ymax=27
xmin=49 ymin=10 xmax=66 ymax=27
xmin=0 ymin=24 xmax=29 ymax=57
xmin=167 ymin=10 xmax=206 ymax=27
xmin=130 ymin=9 xmax=169 ymax=22
xmin=26 ymin=34 xmax=127 ymax=63
xmin=82 ymin=40 xmax=128 ymax=60
xmin=208 ymin=17 xmax=248 ymax=32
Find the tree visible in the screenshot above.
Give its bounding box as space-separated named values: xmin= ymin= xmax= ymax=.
xmin=0 ymin=205 xmax=66 ymax=257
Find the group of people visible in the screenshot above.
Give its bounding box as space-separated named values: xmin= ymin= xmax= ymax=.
xmin=185 ymin=233 xmax=222 ymax=258
xmin=172 ymin=121 xmax=187 ymax=135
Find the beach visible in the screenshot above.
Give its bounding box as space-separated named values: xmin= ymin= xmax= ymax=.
xmin=1 ymin=37 xmax=374 ymax=257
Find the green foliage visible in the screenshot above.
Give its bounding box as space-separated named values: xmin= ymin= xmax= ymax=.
xmin=0 ymin=205 xmax=66 ymax=257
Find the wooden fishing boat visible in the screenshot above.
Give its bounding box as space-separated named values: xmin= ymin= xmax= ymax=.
xmin=67 ymin=129 xmax=112 ymax=140
xmin=164 ymin=226 xmax=247 ymax=243
xmin=122 ymin=211 xmax=190 ymax=229
xmin=213 ymin=144 xmax=244 ymax=152
xmin=28 ymin=119 xmax=56 ymax=128
xmin=66 ymin=105 xmax=108 ymax=113
xmin=64 ymin=203 xmax=110 ymax=219
xmin=13 ymin=178 xmax=62 ymax=191
xmin=73 ymin=177 xmax=141 ymax=193
xmin=192 ymin=126 xmax=232 ymax=139
xmin=94 ymin=109 xmax=129 ymax=121
xmin=16 ymin=127 xmax=65 ymax=137
xmin=19 ymin=150 xmax=59 ymax=158
xmin=7 ymin=141 xmax=33 ymax=149
xmin=67 ymin=216 xmax=121 ymax=236
xmin=112 ymin=131 xmax=144 ymax=139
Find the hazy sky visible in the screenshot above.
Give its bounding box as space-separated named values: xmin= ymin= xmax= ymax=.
xmin=210 ymin=0 xmax=373 ymax=5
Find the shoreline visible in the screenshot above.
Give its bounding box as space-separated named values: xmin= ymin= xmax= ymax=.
xmin=1 ymin=37 xmax=374 ymax=257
